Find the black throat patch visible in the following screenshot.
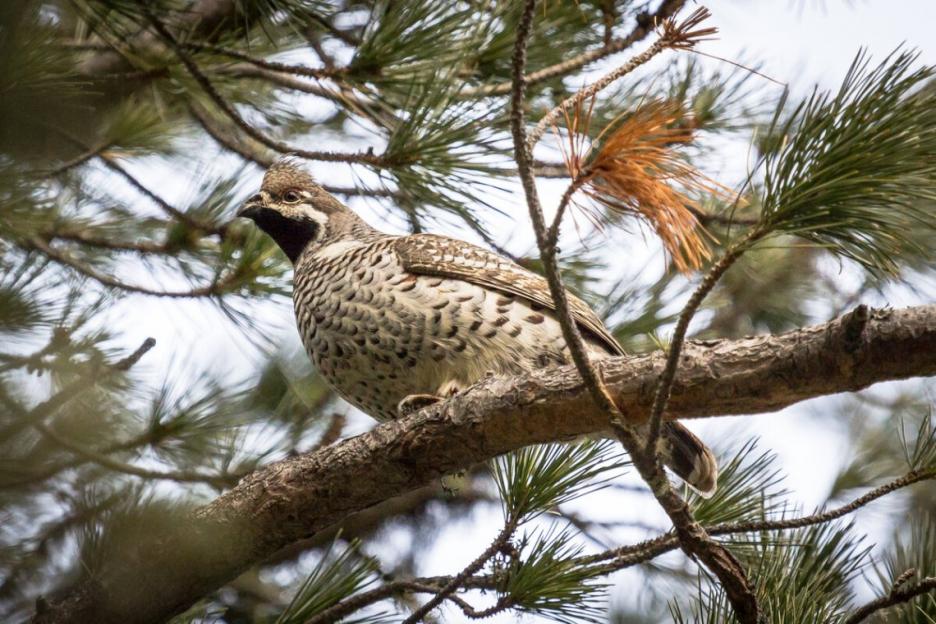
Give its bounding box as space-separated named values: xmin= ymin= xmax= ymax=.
xmin=249 ymin=208 xmax=319 ymax=263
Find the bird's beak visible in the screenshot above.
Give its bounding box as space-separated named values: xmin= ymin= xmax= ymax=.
xmin=238 ymin=194 xmax=264 ymax=220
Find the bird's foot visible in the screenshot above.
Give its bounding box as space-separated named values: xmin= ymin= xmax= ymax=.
xmin=397 ymin=393 xmax=443 ymax=418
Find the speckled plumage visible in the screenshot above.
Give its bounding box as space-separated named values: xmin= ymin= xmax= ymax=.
xmin=240 ymin=158 xmax=719 ymax=495
xmin=292 ymin=234 xmax=611 ymax=421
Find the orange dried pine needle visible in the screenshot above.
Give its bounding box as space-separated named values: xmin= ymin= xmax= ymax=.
xmin=559 ymin=99 xmax=731 ymax=273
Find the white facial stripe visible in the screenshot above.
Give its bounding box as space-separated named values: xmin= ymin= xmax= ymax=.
xmin=298 ymin=205 xmax=328 ymax=228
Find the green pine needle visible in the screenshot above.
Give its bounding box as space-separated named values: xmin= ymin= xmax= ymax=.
xmin=871 ymin=517 xmax=936 ymax=623
xmin=505 ymin=526 xmax=607 ymax=624
xmin=758 ymin=48 xmax=936 ymax=276
xmin=492 ymin=440 xmax=627 ymax=523
xmin=672 ymin=522 xmax=870 ymax=623
xmin=900 ymin=409 xmax=936 ymax=472
xmin=351 ymin=1 xmax=480 ymax=87
xmin=688 ymin=439 xmax=787 ymax=526
xmin=274 ymin=539 xmax=388 ymax=624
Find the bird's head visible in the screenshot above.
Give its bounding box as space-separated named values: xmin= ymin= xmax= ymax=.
xmin=238 ymin=157 xmax=359 ymax=263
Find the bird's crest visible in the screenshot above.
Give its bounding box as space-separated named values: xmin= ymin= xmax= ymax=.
xmin=262 ymin=156 xmax=316 ymax=195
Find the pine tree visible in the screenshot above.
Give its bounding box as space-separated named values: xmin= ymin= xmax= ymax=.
xmin=1 ymin=1 xmax=935 ymax=623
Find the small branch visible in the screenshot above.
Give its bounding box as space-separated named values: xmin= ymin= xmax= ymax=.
xmin=181 ymin=43 xmax=344 ymax=80
xmin=528 ymin=37 xmax=668 ymax=149
xmin=141 ymin=7 xmax=386 ymax=167
xmin=24 ymin=237 xmax=243 ymax=298
xmin=42 ymin=230 xmax=176 ymax=255
xmin=400 ymin=521 xmax=517 ymax=623
xmin=687 ymin=205 xmax=759 ymax=228
xmin=465 ymin=0 xmax=689 ymax=98
xmin=215 ymin=64 xmax=348 ymax=101
xmin=578 ymin=467 xmax=936 ymax=571
xmin=3 ymin=430 xmax=169 ymax=489
xmin=217 ymin=64 xmax=400 ymax=130
xmin=188 ymin=103 xmax=273 ymax=167
xmin=844 ymin=574 xmax=936 ymax=624
xmin=305 ymin=579 xmax=506 ymax=624
xmin=510 ymin=0 xmax=618 ymax=419
xmin=644 ymin=228 xmax=763 ymax=455
xmin=96 ymin=153 xmax=225 ymax=235
xmin=528 ymin=8 xmax=716 ymax=150
xmin=47 ymin=142 xmax=110 ymax=175
xmin=43 ymin=127 xmax=222 ymax=236
xmin=509 ymin=3 xmax=758 ymax=621
xmin=189 ymin=105 xmax=397 ymax=199
xmin=31 ymin=421 xmax=237 ymax=488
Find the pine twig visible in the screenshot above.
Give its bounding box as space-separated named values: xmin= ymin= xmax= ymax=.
xmin=189 ymin=105 xmax=398 ymax=199
xmin=400 ymin=522 xmax=518 ymax=623
xmin=2 ymin=430 xmax=173 ymax=489
xmin=141 ymin=6 xmax=386 ymax=167
xmin=510 ymin=0 xmax=619 ymax=420
xmin=465 ymin=0 xmax=689 ymax=98
xmin=843 ymin=575 xmax=936 ymax=624
xmin=42 ymin=230 xmax=176 ymax=255
xmin=0 ymin=338 xmax=155 ymax=441
xmin=528 ymin=7 xmax=716 ymax=149
xmin=47 ymin=141 xmax=110 ymax=175
xmin=577 ymin=467 xmax=936 ymax=571
xmin=25 ymin=236 xmax=243 ymax=298
xmin=44 ymin=126 xmax=222 ymax=236
xmin=31 ymin=421 xmax=237 ymax=488
xmin=643 ymin=229 xmax=765 ymax=454
xmin=181 ymin=42 xmax=344 ymax=79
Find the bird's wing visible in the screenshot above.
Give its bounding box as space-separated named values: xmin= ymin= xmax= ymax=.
xmin=393 ymin=234 xmax=624 ymax=356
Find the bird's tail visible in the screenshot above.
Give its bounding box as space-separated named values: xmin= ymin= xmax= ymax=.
xmin=654 ymin=422 xmax=718 ymax=498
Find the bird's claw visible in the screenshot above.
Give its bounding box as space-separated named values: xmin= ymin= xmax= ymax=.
xmin=397 ymin=393 xmax=443 ymax=417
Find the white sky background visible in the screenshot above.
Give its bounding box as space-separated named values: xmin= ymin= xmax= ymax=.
xmin=98 ymin=1 xmax=936 ymax=621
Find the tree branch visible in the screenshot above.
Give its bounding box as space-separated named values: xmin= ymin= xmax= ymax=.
xmin=29 ymin=304 xmax=936 ymax=624
xmin=399 ymin=521 xmax=517 ymax=623
xmin=189 ymin=105 xmax=398 ymax=199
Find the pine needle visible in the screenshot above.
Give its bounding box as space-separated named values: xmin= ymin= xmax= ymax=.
xmin=659 ymin=7 xmax=719 ymax=51
xmin=558 ymin=98 xmax=733 ymax=272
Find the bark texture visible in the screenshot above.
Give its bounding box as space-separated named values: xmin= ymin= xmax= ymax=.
xmin=31 ymin=304 xmax=936 ymax=624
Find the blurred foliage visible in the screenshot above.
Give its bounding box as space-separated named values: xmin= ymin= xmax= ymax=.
xmin=0 ymin=0 xmax=934 ymax=622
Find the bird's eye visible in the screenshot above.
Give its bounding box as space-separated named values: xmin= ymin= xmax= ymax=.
xmin=282 ymin=190 xmax=302 ymax=203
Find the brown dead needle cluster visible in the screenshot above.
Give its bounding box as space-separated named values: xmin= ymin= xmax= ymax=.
xmin=560 ymin=99 xmax=731 ymax=272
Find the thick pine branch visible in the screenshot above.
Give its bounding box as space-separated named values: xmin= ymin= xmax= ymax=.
xmin=29 ymin=304 xmax=936 ymax=624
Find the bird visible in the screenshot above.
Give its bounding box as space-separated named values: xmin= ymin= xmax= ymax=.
xmin=238 ymin=157 xmax=718 ymax=496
